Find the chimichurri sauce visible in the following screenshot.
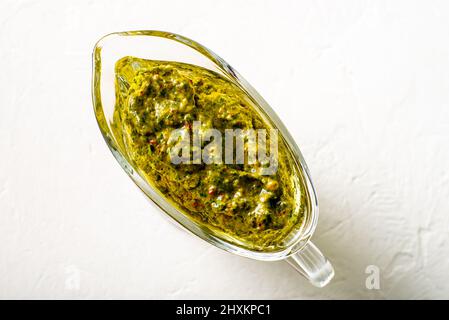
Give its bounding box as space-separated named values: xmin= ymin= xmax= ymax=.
xmin=112 ymin=56 xmax=308 ymax=251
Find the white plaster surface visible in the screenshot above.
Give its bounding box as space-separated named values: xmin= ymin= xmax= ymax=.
xmin=0 ymin=0 xmax=448 ymax=299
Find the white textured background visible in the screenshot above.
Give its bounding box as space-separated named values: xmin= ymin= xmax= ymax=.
xmin=0 ymin=0 xmax=448 ymax=299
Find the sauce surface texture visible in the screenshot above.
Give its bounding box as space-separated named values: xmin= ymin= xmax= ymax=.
xmin=113 ymin=56 xmax=308 ymax=251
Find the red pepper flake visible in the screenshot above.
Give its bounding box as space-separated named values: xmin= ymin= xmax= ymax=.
xmin=208 ymin=186 xmax=216 ymax=195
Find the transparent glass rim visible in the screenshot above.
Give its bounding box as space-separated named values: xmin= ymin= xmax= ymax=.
xmin=92 ymin=30 xmax=319 ymax=261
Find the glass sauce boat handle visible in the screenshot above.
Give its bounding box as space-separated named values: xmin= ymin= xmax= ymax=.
xmin=286 ymin=241 xmax=334 ymax=287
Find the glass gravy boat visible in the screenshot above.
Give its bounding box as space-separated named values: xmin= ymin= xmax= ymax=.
xmin=92 ymin=30 xmax=334 ymax=287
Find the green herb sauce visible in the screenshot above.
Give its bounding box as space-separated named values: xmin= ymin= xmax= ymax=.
xmin=112 ymin=57 xmax=308 ymax=251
